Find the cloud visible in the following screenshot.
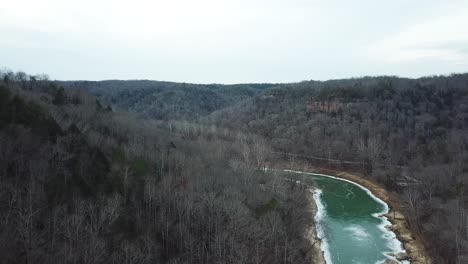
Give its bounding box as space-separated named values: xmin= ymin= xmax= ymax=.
xmin=0 ymin=0 xmax=228 ymax=34
xmin=368 ymin=8 xmax=468 ymax=64
xmin=1 ymin=0 xmax=467 ymax=82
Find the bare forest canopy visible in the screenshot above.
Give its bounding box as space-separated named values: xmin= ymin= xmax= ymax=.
xmin=0 ymin=71 xmax=313 ymax=264
xmin=60 ymin=80 xmax=278 ymax=120
xmin=2 ymin=70 xmax=468 ymax=263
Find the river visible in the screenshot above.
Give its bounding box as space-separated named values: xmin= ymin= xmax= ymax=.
xmin=287 ymin=170 xmax=408 ymax=264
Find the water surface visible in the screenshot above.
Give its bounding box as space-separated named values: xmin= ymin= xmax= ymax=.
xmin=297 ymin=172 xmax=406 ymax=264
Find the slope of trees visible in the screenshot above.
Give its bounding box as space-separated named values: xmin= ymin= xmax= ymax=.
xmin=60 ymin=80 xmax=277 ymax=120
xmin=0 ymin=71 xmax=314 ymax=264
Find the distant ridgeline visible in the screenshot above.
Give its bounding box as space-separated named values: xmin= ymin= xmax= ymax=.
xmin=60 ymin=80 xmax=278 ymax=120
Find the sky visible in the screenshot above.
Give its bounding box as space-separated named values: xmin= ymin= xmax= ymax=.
xmin=1 ymin=0 xmax=468 ymax=83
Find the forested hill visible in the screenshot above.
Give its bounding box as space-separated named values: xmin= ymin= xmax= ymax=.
xmin=209 ymin=74 xmax=468 ymax=164
xmin=60 ymin=80 xmax=278 ymax=120
xmin=0 ymin=71 xmax=315 ymax=264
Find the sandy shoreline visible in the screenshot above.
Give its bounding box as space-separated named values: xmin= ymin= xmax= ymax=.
xmin=291 ymin=166 xmax=432 ymax=264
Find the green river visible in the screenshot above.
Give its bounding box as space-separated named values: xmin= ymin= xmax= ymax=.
xmin=287 ymin=170 xmax=408 ymax=264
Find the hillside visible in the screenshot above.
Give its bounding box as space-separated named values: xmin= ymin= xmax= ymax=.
xmin=0 ymin=72 xmax=314 ymax=264
xmin=60 ymin=80 xmax=277 ymax=120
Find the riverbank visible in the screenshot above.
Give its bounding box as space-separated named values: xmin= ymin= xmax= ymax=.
xmin=305 ymin=187 xmax=326 ymax=264
xmin=284 ymin=165 xmax=431 ymax=264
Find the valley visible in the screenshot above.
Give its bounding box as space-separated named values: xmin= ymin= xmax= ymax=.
xmin=1 ymin=71 xmax=468 ymax=263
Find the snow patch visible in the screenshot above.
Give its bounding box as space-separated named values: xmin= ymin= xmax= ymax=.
xmin=312 ymin=189 xmax=333 ymax=264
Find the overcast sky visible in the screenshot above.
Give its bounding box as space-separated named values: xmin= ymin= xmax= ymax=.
xmin=1 ymin=0 xmax=467 ymax=83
